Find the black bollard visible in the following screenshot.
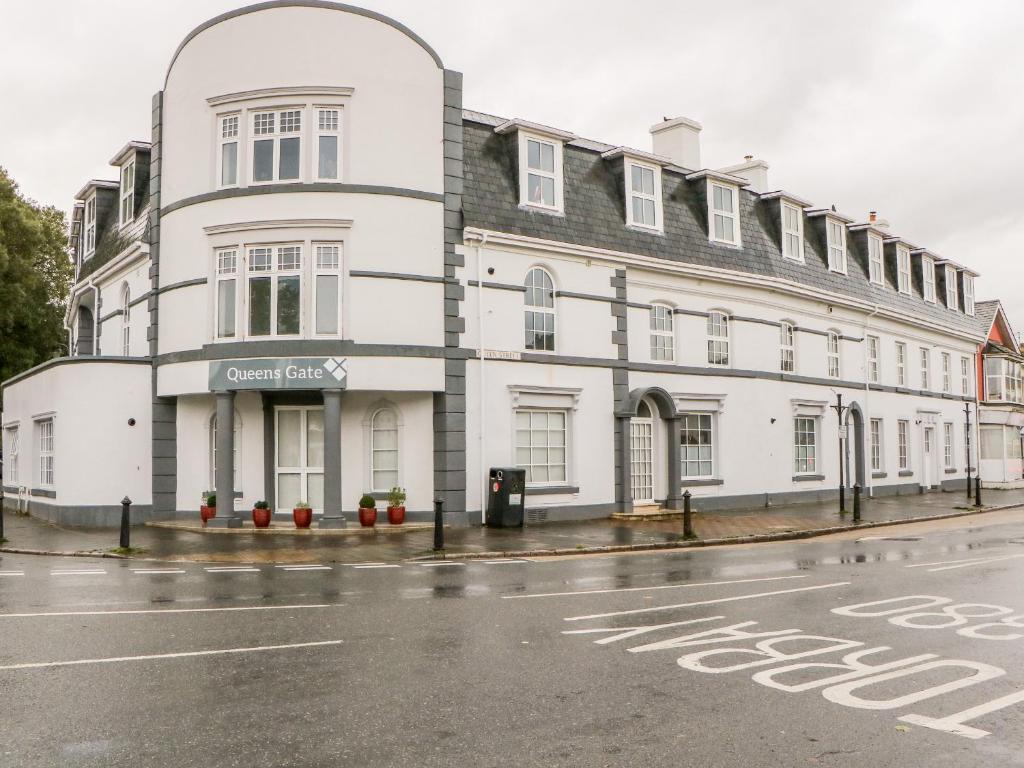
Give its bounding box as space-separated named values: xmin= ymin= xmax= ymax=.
xmin=0 ymin=485 xmax=5 ymax=541
xmin=852 ymin=484 xmax=861 ymax=523
xmin=974 ymin=476 xmax=983 ymax=508
xmin=682 ymin=490 xmax=694 ymax=538
xmin=119 ymin=496 xmax=132 ymax=549
xmin=433 ymin=498 xmax=444 ymax=552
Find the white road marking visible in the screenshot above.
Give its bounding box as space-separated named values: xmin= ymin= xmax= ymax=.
xmin=482 ymin=560 xmax=530 ymax=565
xmin=352 ymin=564 xmax=401 ymax=569
xmin=204 ymin=567 xmax=260 ymax=573
xmin=927 ymin=554 xmax=1024 ymax=572
xmin=130 ymin=569 xmax=187 ymax=575
xmin=563 ymin=582 xmax=851 ymax=622
xmin=0 ymin=571 xmax=25 ymax=577
xmin=0 ymin=603 xmax=342 ymax=618
xmin=276 ymin=565 xmax=332 ymax=571
xmin=50 ymin=570 xmax=106 ymax=576
xmin=504 ymin=574 xmax=808 ymax=600
xmin=0 ymin=640 xmax=343 ymax=671
xmin=419 ymin=562 xmax=466 ymax=567
xmin=904 ymin=553 xmax=1011 ymax=569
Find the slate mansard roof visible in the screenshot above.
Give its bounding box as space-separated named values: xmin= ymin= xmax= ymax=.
xmin=461 ymin=110 xmax=988 ymax=339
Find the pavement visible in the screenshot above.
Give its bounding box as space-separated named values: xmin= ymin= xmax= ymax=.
xmin=4 ymin=508 xmax=1024 ymax=766
xmin=2 ymin=487 xmax=1023 ymax=564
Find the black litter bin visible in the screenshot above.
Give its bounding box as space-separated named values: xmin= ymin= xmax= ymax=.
xmin=485 ymin=467 xmax=526 ymax=528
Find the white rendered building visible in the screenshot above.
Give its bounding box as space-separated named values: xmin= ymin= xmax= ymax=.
xmin=0 ymin=1 xmax=996 ymax=527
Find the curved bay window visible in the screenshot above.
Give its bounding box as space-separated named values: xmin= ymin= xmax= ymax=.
xmin=524 ymin=268 xmax=555 ymax=351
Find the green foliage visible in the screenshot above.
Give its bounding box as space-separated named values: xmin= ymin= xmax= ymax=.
xmin=294 ymin=500 xmax=310 ymax=509
xmin=204 ymin=492 xmax=216 ymax=507
xmin=253 ymin=500 xmax=270 ymax=510
xmin=386 ymin=486 xmax=406 ymax=507
xmin=0 ymin=168 xmax=73 ymax=402
xmin=358 ymin=494 xmax=376 ymax=509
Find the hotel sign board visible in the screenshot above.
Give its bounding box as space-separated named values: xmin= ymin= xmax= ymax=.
xmin=209 ymin=357 xmax=347 ymax=391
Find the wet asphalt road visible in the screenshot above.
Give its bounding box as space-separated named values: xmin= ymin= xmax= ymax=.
xmin=3 ymin=514 xmax=1024 ymax=767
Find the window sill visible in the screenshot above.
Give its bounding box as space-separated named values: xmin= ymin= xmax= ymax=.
xmin=518 ymin=203 xmax=564 ymax=218
xmin=708 ymin=238 xmax=742 ymax=250
xmin=526 ymin=485 xmax=579 ymax=495
xmin=626 ymin=223 xmax=665 ymax=237
xmin=872 ymin=471 xmax=887 ymax=479
xmin=792 ymin=474 xmax=826 ymax=482
xmin=30 ymin=487 xmax=56 ymax=498
xmin=898 ymin=470 xmax=914 ymax=477
xmin=681 ymin=478 xmax=724 ymax=487
xmin=944 ymin=468 xmax=957 ymax=474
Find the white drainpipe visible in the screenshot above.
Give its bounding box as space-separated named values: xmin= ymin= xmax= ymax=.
xmin=476 ymin=232 xmax=490 ymax=524
xmin=863 ymin=304 xmax=881 ymax=497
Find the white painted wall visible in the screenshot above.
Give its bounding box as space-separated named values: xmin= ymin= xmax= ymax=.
xmin=94 ymin=255 xmax=151 ymax=357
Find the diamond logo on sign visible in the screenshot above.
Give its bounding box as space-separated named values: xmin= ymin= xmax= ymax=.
xmin=323 ymin=357 xmax=347 ymax=382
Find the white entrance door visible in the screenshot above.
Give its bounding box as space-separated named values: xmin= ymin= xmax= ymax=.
xmin=276 ymin=406 xmax=325 ymax=513
xmin=630 ymin=416 xmax=654 ymax=505
xmin=923 ymin=426 xmax=935 ymax=489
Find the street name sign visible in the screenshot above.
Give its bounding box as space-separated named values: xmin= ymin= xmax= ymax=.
xmin=209 ymin=357 xmax=348 ymax=390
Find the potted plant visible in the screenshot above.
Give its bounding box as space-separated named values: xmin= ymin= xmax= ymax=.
xmin=358 ymin=494 xmax=378 ymax=528
xmin=252 ymin=500 xmax=272 ymax=528
xmin=386 ymin=487 xmax=406 ymax=525
xmin=293 ymin=500 xmax=313 ymax=529
xmin=200 ymin=491 xmax=216 ymax=525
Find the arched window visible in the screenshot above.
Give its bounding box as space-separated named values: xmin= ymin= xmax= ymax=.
xmin=524 ymin=268 xmax=555 ymax=351
xmin=827 ymin=330 xmax=841 ymax=378
xmin=779 ymin=321 xmax=795 ymax=372
xmin=650 ymin=304 xmax=674 ymax=361
xmin=120 ymin=284 xmax=131 ymax=356
xmin=209 ymin=413 xmax=240 ymax=491
xmin=370 ymin=408 xmax=399 ymax=491
xmin=707 ymin=311 xmax=729 ymax=366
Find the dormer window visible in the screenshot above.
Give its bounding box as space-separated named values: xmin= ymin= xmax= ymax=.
xmin=521 ymin=134 xmax=561 ymax=211
xmin=709 ymin=183 xmax=740 ymax=245
xmin=922 ymin=255 xmax=936 ymax=303
xmin=119 ymin=160 xmax=135 ymax=226
xmin=626 ymin=161 xmax=662 ymax=231
xmin=868 ymin=233 xmax=884 ymax=285
xmin=964 ymin=274 xmax=976 ymax=316
xmin=826 ymin=218 xmax=847 ymax=273
xmin=781 ymin=202 xmax=804 ymax=261
xmin=896 ymin=245 xmax=911 ymax=294
xmin=945 ymin=265 xmax=959 ymax=311
xmin=83 ymin=195 xmax=96 ymax=258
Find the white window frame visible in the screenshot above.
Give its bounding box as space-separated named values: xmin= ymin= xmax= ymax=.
xmin=315 ymin=107 xmax=342 ymax=181
xmin=84 ymin=194 xmax=96 ymax=258
xmin=708 ymin=182 xmax=741 ymax=246
xmin=524 ymin=267 xmax=556 ymax=352
xmin=868 ymin=233 xmax=884 ymax=285
xmin=945 ymin=265 xmax=959 ymax=311
xmin=649 ymin=304 xmax=674 ymax=362
xmin=827 ymin=331 xmax=841 ymax=379
xmin=625 ymin=160 xmax=662 ymax=232
xmin=707 ymin=311 xmax=730 ymax=367
xmin=246 ymin=243 xmax=303 ymax=338
xmin=941 ymin=352 xmax=952 ymax=393
xmin=870 ymin=418 xmax=884 ymax=472
xmin=120 ymin=284 xmax=130 ymax=356
xmin=780 ymin=321 xmax=795 ymax=373
xmin=922 ymin=255 xmax=936 ymax=303
xmin=896 ymin=341 xmax=907 ymax=387
xmin=964 ymin=274 xmax=975 ymax=316
xmin=793 ymin=416 xmax=819 ymax=475
xmin=250 ymin=108 xmax=304 ymax=185
xmin=680 ymin=412 xmax=715 ymax=480
xmin=867 ymin=335 xmax=880 ymax=384
xmin=218 ymin=113 xmax=240 ymax=188
xmin=312 ymin=243 xmax=342 ymax=337
xmin=781 ymin=202 xmax=804 ymax=261
xmin=514 ymin=408 xmax=569 ymax=486
xmin=119 ymin=159 xmax=135 ymax=227
xmin=214 ymin=248 xmax=239 ymax=340
xmin=35 ymin=417 xmax=54 ymax=488
xmin=920 ymin=347 xmax=931 ymax=390
xmin=4 ymin=425 xmax=18 ymax=485
xmin=826 ymin=218 xmax=847 ymax=273
xmin=961 ymin=356 xmax=972 ymax=396
xmin=518 ymin=132 xmax=563 ymax=213
xmin=370 ymin=407 xmax=401 ymax=492
xmin=943 ymin=422 xmax=955 ymax=469
xmin=896 ymin=245 xmax=911 ymax=294
xmin=898 ymin=419 xmax=910 ymax=471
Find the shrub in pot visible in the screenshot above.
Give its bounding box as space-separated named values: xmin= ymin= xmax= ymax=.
xmin=358 ymin=494 xmax=378 ymax=528
xmin=201 ymin=491 xmax=217 ymax=525
xmin=252 ymin=500 xmax=272 ymax=528
xmin=386 ymin=486 xmax=406 ymax=525
xmin=293 ymin=500 xmax=313 ymax=529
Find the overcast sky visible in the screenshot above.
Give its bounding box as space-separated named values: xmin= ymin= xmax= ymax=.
xmin=2 ymin=0 xmax=1022 ymax=330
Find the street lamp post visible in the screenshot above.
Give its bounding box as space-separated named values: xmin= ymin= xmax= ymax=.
xmin=1019 ymin=426 xmax=1024 ymax=481
xmin=831 ymin=393 xmax=850 ymax=513
xmin=965 ymin=403 xmax=973 ymax=501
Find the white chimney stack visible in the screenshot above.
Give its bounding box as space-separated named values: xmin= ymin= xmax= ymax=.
xmin=718 ymin=155 xmax=770 ymax=193
xmin=650 ymin=117 xmax=702 ymax=170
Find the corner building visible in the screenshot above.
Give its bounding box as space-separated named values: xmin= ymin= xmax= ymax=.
xmin=0 ymin=2 xmax=995 ymax=526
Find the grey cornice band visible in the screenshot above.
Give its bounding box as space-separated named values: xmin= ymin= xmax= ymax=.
xmin=161 ymin=183 xmax=443 ymax=216
xmin=348 ymin=270 xmax=445 ymax=284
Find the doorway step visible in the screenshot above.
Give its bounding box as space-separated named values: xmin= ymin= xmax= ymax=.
xmin=611 ymin=504 xmax=683 ymax=521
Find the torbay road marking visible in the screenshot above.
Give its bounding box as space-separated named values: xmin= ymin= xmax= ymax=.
xmin=504 ymin=575 xmax=808 ymax=600
xmin=0 ymin=640 xmax=343 ymax=672
xmin=0 ymin=603 xmax=343 ymax=618
xmin=563 ymin=582 xmax=852 ymax=622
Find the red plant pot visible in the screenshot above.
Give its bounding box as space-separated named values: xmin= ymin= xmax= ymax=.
xmin=386 ymin=505 xmax=406 ymax=525
xmin=358 ymin=506 xmax=378 ymax=527
xmin=200 ymin=505 xmax=216 ymax=525
xmin=252 ymin=508 xmax=272 ymax=528
xmin=293 ymin=507 xmax=313 ymax=528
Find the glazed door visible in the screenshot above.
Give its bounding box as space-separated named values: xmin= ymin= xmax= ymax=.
xmin=275 ymin=406 xmax=325 ymax=513
xmin=630 ymin=419 xmax=654 ymax=504
xmin=923 ymin=426 xmax=935 ymax=489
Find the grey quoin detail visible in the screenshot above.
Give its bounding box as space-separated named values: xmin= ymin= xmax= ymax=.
xmin=161 ymin=183 xmax=443 ymax=216
xmin=433 ymin=68 xmax=467 ymax=518
xmin=323 ymin=390 xmax=343 ymax=515
xmin=348 ymin=270 xmax=445 ymax=284
xmin=165 ymin=0 xmax=444 ymax=87
xmin=215 ymin=391 xmax=236 ymax=519
xmin=611 ymin=269 xmax=632 ymax=513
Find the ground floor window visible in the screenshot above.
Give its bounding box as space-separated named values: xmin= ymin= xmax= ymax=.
xmin=680 ymin=413 xmax=713 ymax=478
xmin=943 ymin=423 xmax=955 ymax=469
xmin=515 ymin=409 xmax=567 ymax=484
xmin=370 ymin=407 xmax=399 ymax=491
xmin=897 ymin=420 xmax=910 ymax=471
xmin=36 ymin=418 xmax=54 ymax=487
xmin=276 ymin=407 xmax=324 ymax=511
xmin=4 ymin=426 xmax=18 ymax=484
xmin=870 ymin=418 xmax=883 ymax=472
xmin=794 ymin=416 xmax=817 ymax=474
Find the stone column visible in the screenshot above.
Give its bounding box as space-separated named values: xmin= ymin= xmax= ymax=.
xmin=322 ymin=389 xmax=343 ymax=518
xmin=215 ymin=390 xmax=237 ymax=521
xmin=664 ymin=416 xmax=683 ymax=510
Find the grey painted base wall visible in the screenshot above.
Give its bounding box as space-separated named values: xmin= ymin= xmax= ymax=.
xmin=3 ymin=498 xmax=155 ymax=528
